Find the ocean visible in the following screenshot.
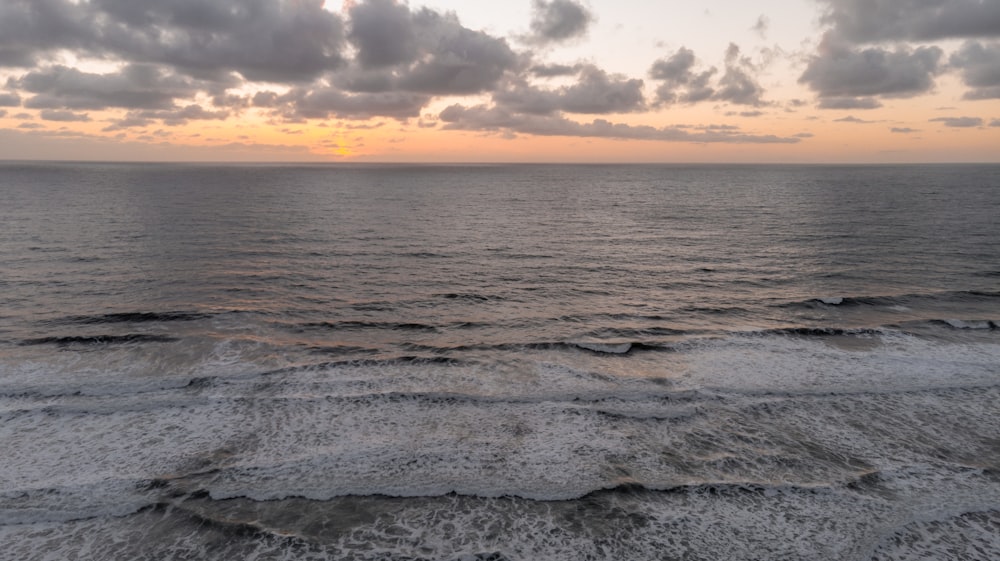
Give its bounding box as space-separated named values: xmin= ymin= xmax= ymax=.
xmin=1 ymin=162 xmax=998 ymax=560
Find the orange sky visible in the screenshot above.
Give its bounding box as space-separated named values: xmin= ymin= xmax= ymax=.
xmin=0 ymin=0 xmax=998 ymax=162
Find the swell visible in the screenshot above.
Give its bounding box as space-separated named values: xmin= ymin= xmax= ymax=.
xmin=48 ymin=311 xmax=212 ymax=326
xmin=153 ymin=468 xmax=906 ymax=505
xmin=19 ymin=334 xmax=179 ymax=346
xmin=399 ymin=340 xmax=675 ymax=356
xmin=781 ymin=289 xmax=1000 ymax=309
xmin=7 ymin=382 xmax=999 ymax=422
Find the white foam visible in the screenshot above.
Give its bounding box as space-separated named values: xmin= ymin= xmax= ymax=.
xmin=818 ymin=297 xmax=844 ymax=305
xmin=5 ymin=463 xmax=998 ymax=561
xmin=3 ymin=330 xmax=1000 ymax=541
xmin=678 ymin=329 xmax=1000 ymax=394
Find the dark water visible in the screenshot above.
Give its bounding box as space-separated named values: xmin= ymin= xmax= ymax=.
xmin=1 ymin=162 xmax=999 ymax=560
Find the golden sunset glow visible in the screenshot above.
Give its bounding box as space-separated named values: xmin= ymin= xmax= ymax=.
xmin=0 ymin=0 xmax=998 ymax=162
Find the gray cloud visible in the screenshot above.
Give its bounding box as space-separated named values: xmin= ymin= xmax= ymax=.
xmin=279 ymin=88 xmax=431 ymax=121
xmin=530 ymin=63 xmax=583 ymax=77
xmin=0 ymin=0 xmax=90 ymax=67
xmin=103 ymin=105 xmax=230 ymax=130
xmin=817 ymin=0 xmax=1000 ymax=43
xmin=338 ymin=4 xmax=520 ymax=97
xmin=39 ymin=109 xmax=90 ymax=121
xmin=5 ymin=0 xmax=523 ymax=124
xmin=890 ymin=127 xmax=920 ymax=133
xmin=395 ymin=10 xmax=520 ymax=95
xmin=751 ymin=15 xmax=770 ymax=39
xmin=834 ymin=115 xmax=875 ymax=123
xmin=335 ymin=3 xmax=519 ymax=99
xmin=102 ymin=115 xmax=154 ymax=131
xmin=650 ymin=45 xmax=765 ymax=106
xmin=527 ymin=0 xmax=594 ymax=44
xmin=802 ymin=1 xmax=999 ymax=107
xmin=152 ymin=105 xmax=229 ymax=126
xmin=950 ymin=41 xmax=1000 ymax=99
xmin=330 ymin=67 xmax=396 ymax=94
xmin=348 ymin=0 xmax=418 ymax=69
xmin=439 ymin=104 xmax=801 ymax=143
xmin=650 ymin=47 xmax=697 ymax=89
xmin=799 ymin=40 xmax=943 ymax=99
xmin=0 ymin=92 xmax=21 ymax=106
xmin=713 ymin=44 xmax=766 ymax=106
xmin=930 ymin=116 xmax=984 ymax=127
xmin=495 ymin=65 xmax=645 ymax=115
xmin=0 ymin=110 xmax=6 ymax=118
xmin=98 ymin=0 xmax=345 ymax=82
xmin=0 ymin=0 xmax=345 ymax=82
xmin=13 ymin=64 xmax=205 ymax=110
xmin=991 ymin=119 xmax=1000 ymax=127
xmin=817 ymin=96 xmax=882 ymax=109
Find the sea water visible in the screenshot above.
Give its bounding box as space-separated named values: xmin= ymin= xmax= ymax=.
xmin=1 ymin=162 xmax=998 ymax=560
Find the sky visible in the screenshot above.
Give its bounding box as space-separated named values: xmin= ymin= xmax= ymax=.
xmin=0 ymin=0 xmax=998 ymax=163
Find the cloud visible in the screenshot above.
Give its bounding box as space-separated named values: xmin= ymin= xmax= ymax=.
xmin=930 ymin=116 xmax=984 ymax=127
xmin=0 ymin=0 xmax=346 ymax=82
xmin=530 ymin=63 xmax=583 ymax=77
xmin=950 ymin=41 xmax=1000 ymax=99
xmin=5 ymin=1 xmax=521 ymax=125
xmin=712 ymin=44 xmax=767 ymax=106
xmin=816 ymin=96 xmax=882 ymax=109
xmin=102 ymin=104 xmax=231 ymax=130
xmin=650 ymin=47 xmax=698 ymax=87
xmin=12 ymin=64 xmax=205 ymax=110
xmin=39 ymin=109 xmax=90 ymax=121
xmin=278 ymin=88 xmax=431 ymax=121
xmin=439 ymin=104 xmax=801 ymax=143
xmin=0 ymin=0 xmax=91 ymax=67
xmin=991 ymin=119 xmax=1000 ymax=127
xmin=494 ymin=65 xmax=645 ymax=115
xmin=0 ymin=92 xmax=21 ymax=106
xmin=890 ymin=127 xmax=919 ymax=133
xmin=148 ymin=105 xmax=229 ymax=125
xmin=816 ymin=0 xmax=1000 ymax=43
xmin=0 ymin=110 xmax=6 ymax=118
xmin=799 ymin=39 xmax=943 ymax=99
xmin=527 ymin=0 xmax=594 ymax=44
xmin=650 ymin=44 xmax=766 ymax=107
xmin=340 ymin=4 xmax=520 ymax=96
xmin=834 ymin=115 xmax=876 ymax=123
xmin=337 ymin=3 xmax=520 ymax=98
xmin=751 ymin=15 xmax=770 ymax=39
xmin=802 ymin=1 xmax=997 ymax=107
xmin=396 ymin=10 xmax=520 ymax=95
xmin=347 ymin=0 xmax=418 ymax=69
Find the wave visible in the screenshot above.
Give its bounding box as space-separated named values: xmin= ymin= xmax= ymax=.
xmin=19 ymin=334 xmax=178 ymax=346
xmin=438 ymin=292 xmax=504 ymax=302
xmin=296 ymin=320 xmax=441 ymax=332
xmin=168 ymin=465 xmax=895 ymax=505
xmin=0 ymin=479 xmax=159 ymax=525
xmin=50 ymin=311 xmax=212 ymax=326
xmin=754 ymin=326 xmax=886 ymax=338
xmin=929 ymin=319 xmax=998 ymax=330
xmin=782 ymin=289 xmax=1000 ymax=310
